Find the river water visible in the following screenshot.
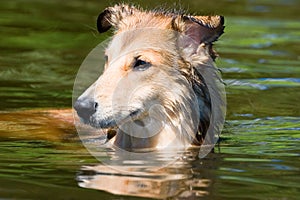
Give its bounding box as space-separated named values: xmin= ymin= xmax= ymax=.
xmin=0 ymin=0 xmax=299 ymax=199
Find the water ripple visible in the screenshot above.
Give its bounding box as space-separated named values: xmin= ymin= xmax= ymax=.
xmin=226 ymin=78 xmax=300 ymax=90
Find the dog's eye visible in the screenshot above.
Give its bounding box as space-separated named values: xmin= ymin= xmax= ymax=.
xmin=104 ymin=55 xmax=108 ymax=63
xmin=133 ymin=59 xmax=151 ymax=71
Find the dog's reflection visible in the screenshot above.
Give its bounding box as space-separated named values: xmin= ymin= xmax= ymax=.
xmin=77 ymin=151 xmax=213 ymax=199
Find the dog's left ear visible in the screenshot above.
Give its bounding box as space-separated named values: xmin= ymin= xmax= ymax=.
xmin=172 ymin=15 xmax=225 ymax=57
xmin=97 ymin=4 xmax=137 ymax=33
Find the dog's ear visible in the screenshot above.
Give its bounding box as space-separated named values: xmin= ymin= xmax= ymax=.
xmin=97 ymin=9 xmax=113 ymax=33
xmin=97 ymin=4 xmax=137 ymax=33
xmin=172 ymin=15 xmax=224 ymax=59
xmin=172 ymin=15 xmax=224 ymax=44
xmin=188 ymin=15 xmax=224 ymax=44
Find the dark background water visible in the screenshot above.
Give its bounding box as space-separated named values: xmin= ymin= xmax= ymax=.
xmin=0 ymin=0 xmax=299 ymax=199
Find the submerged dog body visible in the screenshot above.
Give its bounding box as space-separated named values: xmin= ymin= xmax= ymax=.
xmin=74 ymin=4 xmax=225 ymax=151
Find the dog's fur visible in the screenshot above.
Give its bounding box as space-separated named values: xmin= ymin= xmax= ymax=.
xmin=74 ymin=4 xmax=225 ymax=151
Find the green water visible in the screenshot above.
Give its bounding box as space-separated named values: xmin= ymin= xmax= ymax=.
xmin=0 ymin=0 xmax=299 ymax=199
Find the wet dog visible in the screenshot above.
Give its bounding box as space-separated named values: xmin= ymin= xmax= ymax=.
xmin=74 ymin=4 xmax=225 ymax=152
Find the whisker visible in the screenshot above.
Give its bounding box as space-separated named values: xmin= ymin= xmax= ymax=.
xmin=81 ymin=23 xmax=98 ymax=38
xmin=82 ymin=23 xmax=97 ymax=31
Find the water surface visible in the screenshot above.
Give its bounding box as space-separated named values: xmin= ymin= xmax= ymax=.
xmin=0 ymin=0 xmax=299 ymax=199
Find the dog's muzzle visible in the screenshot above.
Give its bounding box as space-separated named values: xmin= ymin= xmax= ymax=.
xmin=74 ymin=97 xmax=145 ymax=130
xmin=74 ymin=98 xmax=97 ymax=122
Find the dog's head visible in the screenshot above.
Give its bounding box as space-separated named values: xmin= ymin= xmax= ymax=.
xmin=74 ymin=4 xmax=224 ymax=146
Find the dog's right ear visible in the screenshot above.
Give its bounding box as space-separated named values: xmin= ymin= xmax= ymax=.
xmin=172 ymin=15 xmax=224 ymax=45
xmin=97 ymin=4 xmax=137 ymax=33
xmin=172 ymin=15 xmax=224 ymax=60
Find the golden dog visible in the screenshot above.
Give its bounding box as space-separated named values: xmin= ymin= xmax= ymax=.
xmin=74 ymin=4 xmax=225 ymax=152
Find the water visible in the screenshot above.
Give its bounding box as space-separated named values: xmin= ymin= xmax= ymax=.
xmin=0 ymin=0 xmax=299 ymax=199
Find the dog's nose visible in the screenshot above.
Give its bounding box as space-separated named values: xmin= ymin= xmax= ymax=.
xmin=74 ymin=98 xmax=97 ymax=121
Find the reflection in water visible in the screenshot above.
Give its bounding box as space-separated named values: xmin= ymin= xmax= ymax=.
xmin=0 ymin=109 xmax=76 ymax=141
xmin=77 ymin=149 xmax=217 ymax=199
xmin=0 ymin=111 xmax=299 ymax=199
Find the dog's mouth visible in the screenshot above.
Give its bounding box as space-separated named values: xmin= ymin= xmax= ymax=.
xmin=90 ymin=109 xmax=144 ymax=142
xmin=87 ymin=108 xmax=144 ymax=130
xmin=76 ymin=108 xmax=150 ymax=142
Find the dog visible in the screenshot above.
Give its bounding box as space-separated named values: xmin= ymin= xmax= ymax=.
xmin=74 ymin=4 xmax=225 ymax=152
